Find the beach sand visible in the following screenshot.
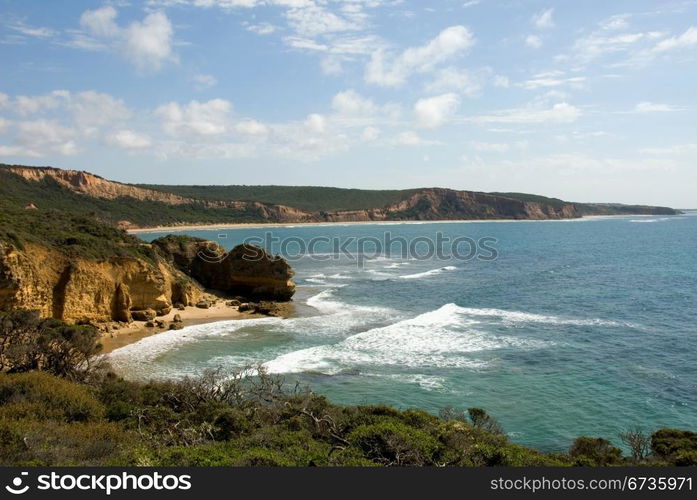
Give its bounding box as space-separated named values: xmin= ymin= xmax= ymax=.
xmin=126 ymin=216 xmax=620 ymax=235
xmin=99 ymin=302 xmax=262 ymax=354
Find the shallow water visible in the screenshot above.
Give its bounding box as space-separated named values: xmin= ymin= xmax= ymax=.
xmin=109 ymin=213 xmax=697 ymax=450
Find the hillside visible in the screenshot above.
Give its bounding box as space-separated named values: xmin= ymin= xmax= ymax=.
xmin=141 ymin=184 xmax=417 ymax=212
xmin=0 ymin=165 xmax=680 ymax=229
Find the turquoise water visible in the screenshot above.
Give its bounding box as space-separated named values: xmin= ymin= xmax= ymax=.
xmin=110 ymin=213 xmax=697 ymax=451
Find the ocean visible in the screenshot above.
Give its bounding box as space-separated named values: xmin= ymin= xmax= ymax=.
xmin=109 ymin=213 xmax=697 ymax=451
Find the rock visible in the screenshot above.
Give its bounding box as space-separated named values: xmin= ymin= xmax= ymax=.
xmin=156 ymin=306 xmax=172 ymax=316
xmin=155 ymin=319 xmax=166 ymax=328
xmin=151 ymin=238 xmax=296 ymax=302
xmin=145 ymin=320 xmax=155 ymax=327
xmin=174 ymin=302 xmax=186 ymax=310
xmin=195 ymin=300 xmax=210 ymax=309
xmin=238 ymin=302 xmax=256 ymax=312
xmin=168 ymin=321 xmax=184 ymax=330
xmin=172 ymin=313 xmax=182 ymax=323
xmin=226 ymin=299 xmax=241 ymax=307
xmin=131 ymin=309 xmax=156 ymax=322
xmin=252 ymin=301 xmax=293 ymax=317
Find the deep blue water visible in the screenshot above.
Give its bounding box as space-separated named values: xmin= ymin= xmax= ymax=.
xmin=109 ymin=213 xmax=697 ymax=451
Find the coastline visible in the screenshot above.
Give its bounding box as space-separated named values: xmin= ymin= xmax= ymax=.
xmin=99 ymin=302 xmax=263 ymax=354
xmin=127 ymin=214 xmax=636 ymax=234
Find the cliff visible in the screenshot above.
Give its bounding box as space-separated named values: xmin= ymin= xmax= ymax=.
xmin=152 ymin=236 xmax=295 ymax=301
xmin=0 ymin=240 xmax=203 ymax=324
xmin=0 ymin=236 xmax=295 ymax=325
xmin=0 ymin=164 xmax=680 ymax=230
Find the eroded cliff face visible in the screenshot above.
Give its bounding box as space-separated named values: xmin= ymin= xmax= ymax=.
xmin=4 ymin=166 xmax=581 ymax=226
xmin=0 ymin=241 xmax=203 ymax=324
xmin=319 ymin=188 xmax=580 ymax=222
xmin=152 ymin=237 xmax=296 ymax=302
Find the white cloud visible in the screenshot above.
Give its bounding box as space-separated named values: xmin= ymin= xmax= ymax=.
xmin=235 ymin=119 xmax=268 ymax=136
xmin=414 ymin=93 xmax=460 ymax=128
xmin=532 ymin=8 xmax=554 ymax=29
xmin=395 ymin=131 xmax=423 ymax=146
xmin=569 ymin=30 xmax=664 ymax=64
xmin=69 ymin=91 xmax=131 ymax=136
xmin=632 ymin=102 xmax=681 ymax=113
xmin=470 ymin=102 xmax=581 ymax=124
xmin=80 ymin=6 xmax=120 ymax=38
xmin=425 ymin=66 xmax=491 ymax=96
xmin=193 ymin=73 xmax=218 ymax=90
xmin=331 ymin=89 xmax=376 ymax=116
xmin=519 ymin=74 xmax=585 ymax=90
xmin=124 ymin=11 xmax=176 ymax=71
xmin=72 ymin=7 xmax=177 ymax=72
xmin=0 ymin=118 xmax=9 ymax=135
xmin=462 ymin=1 xmax=480 ymax=8
xmin=640 ymin=143 xmax=697 ymax=155
xmin=0 ymin=93 xmax=8 ymax=109
xmin=304 ymin=113 xmax=327 ymax=133
xmin=107 ymin=129 xmax=152 ymax=149
xmin=470 ymin=141 xmax=510 ymax=152
xmin=524 ymin=34 xmax=542 ymax=49
xmin=15 ymin=120 xmax=79 ymax=157
xmin=361 ymin=126 xmax=380 ymax=141
xmin=285 ymin=4 xmax=359 ymax=37
xmin=13 ymin=91 xmax=67 ymax=116
xmin=365 ymin=26 xmax=475 ymax=87
xmin=246 ymin=22 xmax=277 ymax=35
xmin=156 ymin=99 xmax=232 ymax=136
xmin=653 ymin=26 xmax=697 ymax=53
xmin=8 ymin=22 xmax=57 ymax=38
xmin=599 ymin=14 xmax=630 ymax=31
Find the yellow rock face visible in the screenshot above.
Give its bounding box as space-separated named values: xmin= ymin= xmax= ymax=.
xmin=0 ymin=241 xmax=204 ymax=324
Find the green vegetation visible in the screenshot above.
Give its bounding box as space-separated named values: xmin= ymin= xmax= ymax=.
xmin=0 ymin=310 xmax=695 ymax=467
xmin=0 ymin=166 xmax=268 ymax=230
xmin=140 ymin=184 xmax=418 ymax=212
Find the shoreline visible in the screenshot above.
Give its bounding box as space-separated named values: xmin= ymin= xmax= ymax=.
xmin=99 ymin=302 xmax=263 ymax=354
xmin=127 ymin=214 xmax=645 ymax=234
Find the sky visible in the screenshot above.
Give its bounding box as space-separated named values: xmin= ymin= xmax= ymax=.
xmin=0 ymin=0 xmax=696 ymax=206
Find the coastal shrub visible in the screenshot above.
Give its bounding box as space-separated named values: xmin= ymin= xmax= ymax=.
xmin=569 ymin=437 xmax=622 ymax=466
xmin=468 ymin=407 xmax=504 ymax=435
xmin=0 ymin=372 xmax=104 ymax=422
xmin=0 ymin=416 xmax=132 ymax=466
xmin=348 ymin=420 xmax=440 ymax=466
xmin=651 ymin=429 xmax=697 ymax=462
xmin=0 ymin=311 xmax=102 ymax=379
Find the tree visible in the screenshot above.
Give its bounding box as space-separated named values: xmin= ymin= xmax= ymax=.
xmin=619 ymin=426 xmax=651 ymax=462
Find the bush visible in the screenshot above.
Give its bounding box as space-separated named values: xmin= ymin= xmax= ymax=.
xmin=0 ymin=311 xmax=102 ymax=379
xmin=0 ymin=372 xmax=104 ymax=422
xmin=569 ymin=437 xmax=622 ymax=466
xmin=651 ymin=429 xmax=697 ymax=463
xmin=349 ymin=420 xmax=440 ymax=466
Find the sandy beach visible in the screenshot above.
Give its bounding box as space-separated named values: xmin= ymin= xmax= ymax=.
xmin=126 ymin=215 xmax=628 ymax=235
xmin=99 ymin=302 xmax=263 ymax=354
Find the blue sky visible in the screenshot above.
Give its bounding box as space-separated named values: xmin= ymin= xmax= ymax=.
xmin=1 ymin=0 xmax=696 ymax=206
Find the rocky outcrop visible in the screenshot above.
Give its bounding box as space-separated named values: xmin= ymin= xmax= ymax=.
xmin=0 ymin=240 xmax=204 ymax=324
xmin=152 ymin=236 xmax=295 ymax=302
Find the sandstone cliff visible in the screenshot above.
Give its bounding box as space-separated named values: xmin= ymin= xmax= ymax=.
xmin=152 ymin=236 xmax=295 ymax=301
xmin=0 ymin=238 xmax=295 ymax=325
xmin=0 ymin=241 xmax=203 ymax=324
